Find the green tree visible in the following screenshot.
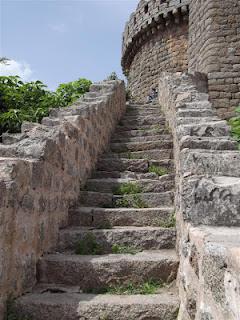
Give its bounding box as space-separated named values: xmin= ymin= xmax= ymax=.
xmin=0 ymin=76 xmax=92 ymax=136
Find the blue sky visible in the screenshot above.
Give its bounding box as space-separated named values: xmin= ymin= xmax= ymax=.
xmin=0 ymin=0 xmax=138 ymax=89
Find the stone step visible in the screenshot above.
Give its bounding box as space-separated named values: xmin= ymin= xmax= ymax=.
xmin=111 ymin=134 xmax=172 ymax=143
xmin=119 ymin=116 xmax=165 ymax=127
xmin=14 ymin=286 xmax=179 ymax=320
xmin=179 ymin=136 xmax=238 ymax=151
xmin=127 ymin=103 xmax=161 ymax=110
xmin=79 ymin=191 xmax=174 ymax=208
xmin=121 ymin=114 xmax=163 ymax=121
xmin=113 ymin=128 xmax=169 ymax=138
xmin=57 ymin=226 xmax=176 ymax=252
xmin=110 ymin=140 xmax=173 ymax=153
xmin=102 ymin=149 xmax=173 ymax=161
xmin=96 ymin=158 xmax=173 ymax=173
xmin=115 ymin=123 xmax=166 ymax=132
xmin=125 ymin=109 xmax=163 ymax=116
xmin=176 ymin=108 xmax=216 ymax=118
xmin=92 ymin=170 xmax=175 ymax=180
xmin=38 ymin=250 xmax=179 ymax=289
xmin=69 ymin=206 xmax=174 ymax=227
xmin=84 ymin=176 xmax=174 ymax=193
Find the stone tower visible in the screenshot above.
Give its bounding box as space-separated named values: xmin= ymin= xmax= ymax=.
xmin=122 ymin=0 xmax=240 ymax=119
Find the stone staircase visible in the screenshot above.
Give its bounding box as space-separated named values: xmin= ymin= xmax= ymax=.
xmin=13 ymin=103 xmax=179 ymax=320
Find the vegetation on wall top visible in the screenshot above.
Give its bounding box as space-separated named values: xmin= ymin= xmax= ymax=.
xmin=0 ymin=76 xmax=92 ymax=136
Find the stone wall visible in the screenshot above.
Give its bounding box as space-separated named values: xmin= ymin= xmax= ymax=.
xmin=122 ymin=0 xmax=190 ymax=102
xmin=0 ymin=81 xmax=126 ymax=316
xmin=127 ymin=22 xmax=188 ymax=101
xmin=158 ymin=72 xmax=240 ymax=320
xmin=188 ymin=0 xmax=240 ymax=118
xmin=123 ymin=0 xmax=240 ymax=117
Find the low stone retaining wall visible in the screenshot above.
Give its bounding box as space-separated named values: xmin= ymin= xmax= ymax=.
xmin=0 ymin=80 xmax=126 ymax=315
xmin=159 ymin=72 xmax=240 ymax=320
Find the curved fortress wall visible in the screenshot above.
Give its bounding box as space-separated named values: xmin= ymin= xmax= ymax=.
xmin=122 ymin=0 xmax=190 ymax=102
xmin=123 ymin=0 xmax=240 ymax=118
xmin=188 ymin=0 xmax=240 ymax=118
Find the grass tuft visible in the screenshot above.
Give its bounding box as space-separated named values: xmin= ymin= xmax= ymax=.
xmin=148 ymin=165 xmax=168 ymax=176
xmin=84 ymin=280 xmax=164 ymax=295
xmin=112 ymin=244 xmax=141 ymax=255
xmin=106 ymin=280 xmax=164 ymax=295
xmin=75 ymin=233 xmax=103 ymax=255
xmin=95 ymin=221 xmax=112 ymax=230
xmin=229 ymin=106 xmax=240 ymax=149
xmin=113 ymin=182 xmax=142 ymax=195
xmin=114 ymin=194 xmax=148 ymax=209
xmin=157 ymin=213 xmax=176 ymax=228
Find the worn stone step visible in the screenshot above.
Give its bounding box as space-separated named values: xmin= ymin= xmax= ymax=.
xmin=179 ymin=136 xmax=238 ymax=151
xmin=125 ymin=110 xmax=163 ymax=116
xmin=14 ymin=286 xmax=179 ymax=320
xmin=111 ymin=134 xmax=172 ymax=143
xmin=103 ymin=149 xmax=173 ymax=161
xmin=38 ymin=250 xmax=179 ymax=289
xmin=57 ymin=226 xmax=176 ymax=252
xmin=128 ymin=103 xmax=160 ymax=108
xmin=110 ymin=140 xmax=173 ymax=153
xmin=97 ymin=158 xmax=173 ymax=173
xmin=176 ymin=116 xmax=219 ymax=126
xmin=85 ymin=176 xmax=174 ymax=193
xmin=79 ymin=191 xmax=174 ymax=208
xmin=97 ymin=158 xmax=148 ymax=173
xmin=92 ymin=170 xmax=175 ymax=180
xmin=116 ymin=123 xmax=165 ymax=131
xmin=114 ymin=128 xmax=170 ymax=138
xmin=180 ymin=149 xmax=240 ymax=177
xmin=176 ymin=108 xmax=216 ymax=118
xmin=121 ymin=114 xmax=163 ymax=121
xmin=119 ymin=116 xmax=165 ymax=127
xmin=69 ymin=206 xmax=174 ymax=227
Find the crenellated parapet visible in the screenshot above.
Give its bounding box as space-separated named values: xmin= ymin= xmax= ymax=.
xmin=122 ymin=0 xmax=190 ymax=74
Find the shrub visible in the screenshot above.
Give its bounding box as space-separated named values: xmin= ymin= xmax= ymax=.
xmin=0 ymin=76 xmax=92 ymax=137
xmin=56 ymin=78 xmax=92 ymax=107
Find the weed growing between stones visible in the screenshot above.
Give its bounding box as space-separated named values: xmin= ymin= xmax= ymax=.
xmin=111 ymin=244 xmax=141 ymax=255
xmin=86 ymin=280 xmax=164 ymax=295
xmin=148 ymin=165 xmax=168 ymax=176
xmin=5 ymin=298 xmax=31 ymax=320
xmin=156 ymin=213 xmax=176 ymax=228
xmin=126 ymin=152 xmax=138 ymax=159
xmin=75 ymin=233 xmax=103 ymax=255
xmin=113 ymin=182 xmax=142 ymax=195
xmin=229 ymin=106 xmax=240 ymax=149
xmin=114 ymin=194 xmax=148 ymax=209
xmin=95 ymin=221 xmax=112 ymax=230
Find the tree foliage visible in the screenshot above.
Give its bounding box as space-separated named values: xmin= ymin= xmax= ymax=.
xmin=0 ymin=76 xmax=92 ymax=136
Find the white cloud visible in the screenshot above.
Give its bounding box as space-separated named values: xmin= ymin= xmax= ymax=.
xmin=49 ymin=23 xmax=67 ymax=33
xmin=0 ymin=59 xmax=33 ymax=81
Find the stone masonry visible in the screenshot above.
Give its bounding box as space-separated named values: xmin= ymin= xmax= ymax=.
xmin=11 ymin=102 xmax=180 ymax=319
xmin=0 ymin=0 xmax=240 ymax=319
xmin=123 ymin=0 xmax=240 ymax=118
xmin=159 ymin=72 xmax=240 ymax=320
xmin=122 ymin=0 xmax=189 ymax=102
xmin=0 ymin=81 xmax=126 ymax=318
